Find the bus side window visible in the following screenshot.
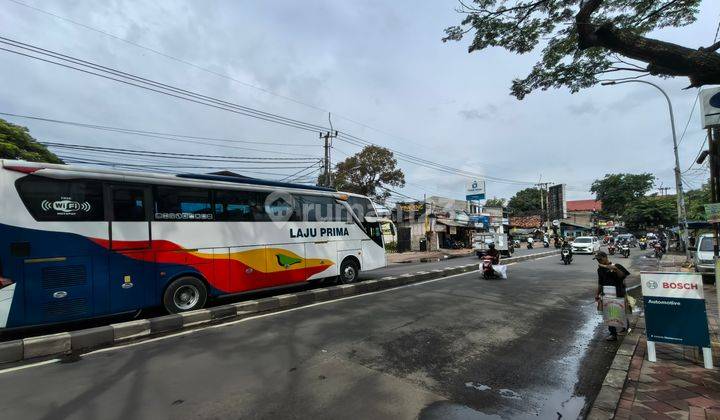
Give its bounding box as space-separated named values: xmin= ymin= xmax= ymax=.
xmin=112 ymin=187 xmax=146 ymax=221
xmin=214 ymin=190 xmax=253 ymax=221
xmin=155 ymin=186 xmax=212 ymax=221
xmin=16 ymin=176 xmax=105 ymax=221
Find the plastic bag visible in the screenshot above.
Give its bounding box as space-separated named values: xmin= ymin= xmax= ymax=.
xmin=626 ymin=294 xmax=637 ymax=312
xmin=493 ymin=264 xmax=508 ymax=279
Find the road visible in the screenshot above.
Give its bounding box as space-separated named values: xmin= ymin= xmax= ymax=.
xmin=0 ymin=249 xmax=642 ymax=419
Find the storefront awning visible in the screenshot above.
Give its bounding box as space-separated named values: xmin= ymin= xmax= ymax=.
xmin=437 ymin=219 xmax=469 ymax=227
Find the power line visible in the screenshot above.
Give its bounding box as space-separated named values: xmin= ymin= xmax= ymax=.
xmin=0 ymin=36 xmax=329 ymax=133
xmin=43 ymin=141 xmax=320 ymax=162
xmin=677 ymin=91 xmax=699 ymax=147
xmin=0 ymin=112 xmax=317 ymax=147
xmin=0 ymin=35 xmax=549 ymax=187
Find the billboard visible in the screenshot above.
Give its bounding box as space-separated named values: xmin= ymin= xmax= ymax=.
xmin=466 ymin=179 xmax=486 ymax=201
xmin=547 ymin=184 xmax=567 ymax=221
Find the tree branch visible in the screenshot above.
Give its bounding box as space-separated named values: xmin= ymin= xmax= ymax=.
xmin=576 ymin=0 xmax=603 ymax=49
xmin=700 ymin=40 xmax=720 ymax=53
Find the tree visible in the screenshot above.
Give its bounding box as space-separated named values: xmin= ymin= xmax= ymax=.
xmin=443 ymin=1 xmax=717 ymax=99
xmin=323 ymin=145 xmax=405 ymax=203
xmin=623 ymin=196 xmax=676 ymax=230
xmin=685 ymin=182 xmax=711 ymax=220
xmin=0 ymin=118 xmax=62 ymax=163
xmin=484 ymin=197 xmax=507 ymax=207
xmin=507 ymin=187 xmax=541 ymax=215
xmin=590 ymin=173 xmax=655 ymax=216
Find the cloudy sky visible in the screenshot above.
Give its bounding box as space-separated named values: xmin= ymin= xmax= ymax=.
xmin=1 ymin=0 xmax=718 ymax=203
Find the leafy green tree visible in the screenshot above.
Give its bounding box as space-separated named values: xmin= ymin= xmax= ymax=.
xmin=507 ymin=187 xmax=541 ymax=215
xmin=590 ymin=173 xmax=654 ymax=216
xmin=685 ymin=183 xmax=711 ymax=221
xmin=623 ymin=196 xmax=676 ymax=230
xmin=443 ymin=1 xmax=716 ymax=99
xmin=323 ymin=145 xmax=405 ymax=203
xmin=0 ymin=118 xmax=62 ymax=163
xmin=484 ymin=197 xmax=506 ymax=207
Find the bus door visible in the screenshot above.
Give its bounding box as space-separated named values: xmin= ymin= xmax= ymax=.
xmin=106 ymin=184 xmax=154 ymax=312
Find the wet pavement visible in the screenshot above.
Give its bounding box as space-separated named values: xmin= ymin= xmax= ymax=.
xmin=0 ymin=248 xmax=642 ymax=419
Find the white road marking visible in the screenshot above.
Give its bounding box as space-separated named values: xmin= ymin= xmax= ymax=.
xmin=0 ymin=253 xmax=556 ymax=374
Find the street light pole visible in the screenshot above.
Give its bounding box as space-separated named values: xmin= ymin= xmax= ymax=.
xmin=602 ymin=79 xmax=691 ymax=260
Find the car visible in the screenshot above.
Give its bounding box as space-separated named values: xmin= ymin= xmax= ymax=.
xmin=693 ymin=233 xmax=715 ymax=277
xmin=616 ymin=233 xmax=638 ymax=247
xmin=571 ymin=236 xmax=600 ymax=254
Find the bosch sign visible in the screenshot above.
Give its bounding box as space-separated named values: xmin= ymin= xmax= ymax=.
xmin=640 ymin=272 xmax=710 ymax=348
xmin=662 ymin=281 xmax=699 ymax=290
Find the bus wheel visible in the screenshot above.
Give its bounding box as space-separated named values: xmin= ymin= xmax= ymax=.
xmin=163 ymin=276 xmax=208 ymax=313
xmin=338 ymin=259 xmax=359 ymax=284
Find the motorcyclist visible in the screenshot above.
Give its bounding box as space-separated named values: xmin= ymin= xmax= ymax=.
xmin=561 ymin=240 xmax=573 ymax=260
xmin=486 ymin=243 xmax=500 ymax=265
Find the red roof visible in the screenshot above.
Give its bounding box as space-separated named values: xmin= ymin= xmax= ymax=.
xmin=567 ymin=199 xmax=602 ymax=212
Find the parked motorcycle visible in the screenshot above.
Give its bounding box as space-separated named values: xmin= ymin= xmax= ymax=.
xmin=561 ymin=248 xmax=572 ymax=265
xmin=608 ymin=243 xmax=616 ymax=255
xmin=526 ymin=242 xmax=533 ymax=249
xmin=620 ymin=243 xmax=630 ymax=258
xmin=543 ymin=240 xmax=550 ymax=248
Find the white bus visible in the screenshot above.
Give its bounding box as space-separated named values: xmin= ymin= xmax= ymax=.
xmin=0 ymin=160 xmax=386 ymax=329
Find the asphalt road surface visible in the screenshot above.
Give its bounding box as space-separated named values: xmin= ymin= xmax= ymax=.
xmin=0 ymin=249 xmax=641 ymax=420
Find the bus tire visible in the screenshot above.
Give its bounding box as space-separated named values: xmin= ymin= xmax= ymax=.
xmin=338 ymin=258 xmax=360 ymax=284
xmin=163 ymin=276 xmax=208 ymax=314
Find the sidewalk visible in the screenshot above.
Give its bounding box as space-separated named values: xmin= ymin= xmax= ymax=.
xmin=599 ymin=254 xmax=720 ymax=419
xmin=386 ymin=248 xmax=474 ymax=264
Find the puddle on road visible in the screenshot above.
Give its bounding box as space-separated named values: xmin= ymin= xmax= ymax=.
xmin=419 ymin=401 xmax=503 ymax=420
xmin=454 ymin=302 xmax=602 ymax=420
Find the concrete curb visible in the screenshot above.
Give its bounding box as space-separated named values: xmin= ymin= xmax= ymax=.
xmin=586 ymin=317 xmax=641 ymax=420
xmin=1 ymin=249 xmax=559 ymax=365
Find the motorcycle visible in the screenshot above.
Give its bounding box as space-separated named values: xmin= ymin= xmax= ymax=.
xmin=608 ymin=243 xmax=616 ymax=255
xmin=639 ymin=241 xmax=647 ymax=250
xmin=561 ymin=248 xmax=572 ymax=265
xmin=481 ymin=255 xmax=498 ymax=279
xmin=543 ymin=240 xmax=550 ymax=248
xmin=526 ymin=242 xmax=533 ymax=249
xmin=620 ymin=243 xmax=630 ymax=258
xmin=654 ymin=243 xmax=664 ymax=259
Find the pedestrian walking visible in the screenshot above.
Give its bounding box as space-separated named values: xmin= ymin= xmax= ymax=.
xmin=594 ymin=250 xmax=630 ymax=341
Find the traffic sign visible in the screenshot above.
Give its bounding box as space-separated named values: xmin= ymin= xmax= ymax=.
xmin=700 ymin=87 xmax=720 ymax=128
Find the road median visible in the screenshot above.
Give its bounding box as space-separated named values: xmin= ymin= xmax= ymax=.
xmin=0 ymin=249 xmax=559 ymax=366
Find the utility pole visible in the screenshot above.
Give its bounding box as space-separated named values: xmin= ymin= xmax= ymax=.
xmin=319 ymin=129 xmax=338 ymax=188
xmin=658 ymin=187 xmax=671 ymax=196
xmin=536 ymin=182 xmax=552 ymax=233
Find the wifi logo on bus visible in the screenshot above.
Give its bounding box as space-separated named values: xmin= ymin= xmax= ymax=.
xmin=41 ymin=199 xmax=92 ymax=213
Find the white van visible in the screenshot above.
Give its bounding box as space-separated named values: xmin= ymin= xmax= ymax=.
xmin=694 ymin=234 xmax=715 ymax=276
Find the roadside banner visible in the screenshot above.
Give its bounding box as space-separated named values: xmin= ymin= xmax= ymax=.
xmin=641 ymin=272 xmax=710 ymax=347
xmin=602 ymin=286 xmax=626 ymax=328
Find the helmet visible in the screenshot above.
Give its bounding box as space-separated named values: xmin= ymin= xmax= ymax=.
xmin=488 ymin=243 xmax=496 ymax=249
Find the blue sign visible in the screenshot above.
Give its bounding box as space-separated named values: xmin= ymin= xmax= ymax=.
xmin=466 ymin=194 xmax=486 ymax=201
xmin=641 ymin=272 xmax=710 ymax=347
xmin=469 ymin=215 xmax=489 ymax=226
